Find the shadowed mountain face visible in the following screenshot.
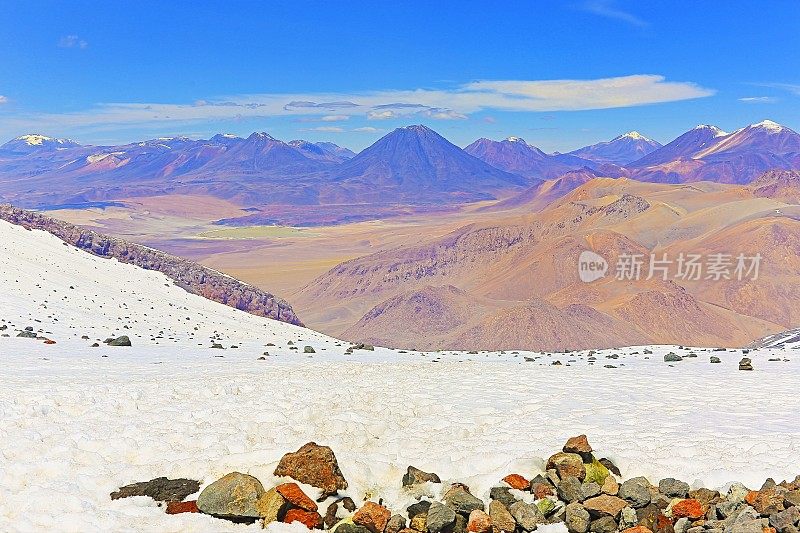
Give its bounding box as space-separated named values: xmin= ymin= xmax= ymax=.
xmin=568 ymin=131 xmax=662 ymax=165
xmin=318 ymin=125 xmax=531 ymax=204
xmin=464 ymin=136 xmax=610 ymax=180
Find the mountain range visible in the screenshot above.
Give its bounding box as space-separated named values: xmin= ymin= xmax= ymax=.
xmin=0 ymin=120 xmax=798 ymax=222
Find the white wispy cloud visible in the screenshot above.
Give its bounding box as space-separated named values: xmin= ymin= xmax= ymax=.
xmin=58 ymin=35 xmax=89 ymax=49
xmin=353 ymin=127 xmax=381 ymax=133
xmin=303 ymin=126 xmax=345 ymax=132
xmin=1 ymin=75 xmax=713 ymax=135
xmin=578 ymin=0 xmax=648 ymax=27
xmin=0 ymin=95 xmax=8 ymax=104
xmin=739 ymin=96 xmax=778 ymax=104
xmin=752 ymin=83 xmax=800 ymax=96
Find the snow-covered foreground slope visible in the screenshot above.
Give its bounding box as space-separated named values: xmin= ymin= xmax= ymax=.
xmin=1 ymin=219 xmax=799 ymax=532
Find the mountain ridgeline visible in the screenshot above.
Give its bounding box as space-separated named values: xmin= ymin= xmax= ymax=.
xmin=0 ymin=121 xmax=798 ymax=214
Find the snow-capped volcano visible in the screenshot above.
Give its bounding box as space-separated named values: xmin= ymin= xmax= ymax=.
xmin=464 ymin=136 xmax=599 ymax=180
xmin=568 ymin=131 xmax=662 ymax=165
xmin=0 ymin=134 xmax=81 ymax=153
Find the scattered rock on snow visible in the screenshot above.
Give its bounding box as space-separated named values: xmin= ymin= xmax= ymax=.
xmin=110 ymin=477 xmax=200 ymax=502
xmin=274 ymin=442 xmax=348 ymax=495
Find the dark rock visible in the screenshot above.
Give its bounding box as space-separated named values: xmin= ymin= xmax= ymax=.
xmin=387 ymin=514 xmax=408 ymax=533
xmin=739 ymin=357 xmax=754 ymax=371
xmin=110 ymin=477 xmax=200 ymax=502
xmin=590 ymin=516 xmax=619 ymax=533
xmin=558 ymin=476 xmax=584 ymax=503
xmin=770 ymin=507 xmax=800 ymax=533
xmin=566 ymin=502 xmax=591 ymax=533
xmin=659 ymin=479 xmax=690 ymax=499
xmin=619 ymin=477 xmax=652 ymax=508
xmin=427 ymin=502 xmax=457 ymax=532
xmin=599 ymin=458 xmax=621 ymax=477
xmin=403 ymin=466 xmax=441 ymax=487
xmin=108 ymin=335 xmax=132 ymax=346
xmin=408 ymin=501 xmax=433 ymax=519
xmin=444 ymin=485 xmax=485 ymax=515
xmin=489 ymin=487 xmax=518 ymax=508
xmin=508 ymin=501 xmax=546 ymax=531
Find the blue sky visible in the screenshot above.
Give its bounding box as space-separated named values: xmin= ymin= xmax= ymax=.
xmin=1 ymin=0 xmax=798 ymax=152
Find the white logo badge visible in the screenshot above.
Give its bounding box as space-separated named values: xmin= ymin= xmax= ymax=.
xmin=578 ymin=250 xmax=608 ymax=283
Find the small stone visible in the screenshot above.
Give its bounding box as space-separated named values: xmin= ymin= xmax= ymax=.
xmin=403 ymin=466 xmax=442 ymax=487
xmin=710 ymin=356 xmax=721 ymax=363
xmin=444 ymin=484 xmax=485 ymax=514
xmin=770 ymin=507 xmax=800 ymax=533
xmin=564 ymin=435 xmax=593 ymax=460
xmin=547 ymin=453 xmax=587 ymax=482
xmin=488 ymin=500 xmax=515 ymax=533
xmin=536 ymin=498 xmax=556 ymax=517
xmin=566 ymin=503 xmax=591 ymax=533
xmin=337 ymin=523 xmax=374 ymax=533
xmin=601 ymin=476 xmax=619 ymax=496
xmin=532 ymin=482 xmax=554 ymax=500
xmin=558 ymin=476 xmax=585 ymax=503
xmin=688 ymin=488 xmax=719 ymax=506
xmin=502 ymin=474 xmax=530 ymax=491
xmin=584 ymin=459 xmax=611 ymax=486
xmin=489 ymin=487 xmax=518 ymax=508
xmin=598 ymin=459 xmax=621 ymax=477
xmin=165 ymin=500 xmax=199 ymax=514
xmin=108 ymin=335 xmax=131 ymax=346
xmin=353 ymin=502 xmax=392 ymax=533
xmin=622 ymin=527 xmax=654 ymax=533
xmin=284 ymin=508 xmax=323 ymax=529
xmin=410 ymin=515 xmax=427 ymax=532
xmin=258 ymin=488 xmax=288 ymax=524
xmin=674 ymin=518 xmax=690 ymax=533
xmin=274 ymin=442 xmax=348 ymax=496
xmin=582 ymin=482 xmax=602 ymax=501
xmin=508 ymin=501 xmax=546 ymax=531
xmin=276 ymin=482 xmax=318 ymax=512
xmin=467 ymin=510 xmax=492 ymax=533
xmin=427 ymin=502 xmax=456 ymax=533
xmin=408 ymin=501 xmax=432 ymax=519
xmin=670 ymin=499 xmax=705 ymax=520
xmin=664 ymin=353 xmax=683 ymax=362
xmin=739 ymin=357 xmax=754 ymax=371
xmin=197 ymin=472 xmax=266 ymax=518
xmin=784 ymin=490 xmax=800 ymax=508
xmin=619 ymin=478 xmax=652 ymax=509
xmin=659 ymin=479 xmax=690 ymax=499
xmin=620 ymin=507 xmax=638 ymax=529
xmin=304 ymin=346 xmax=316 ymax=353
xmin=590 ymin=516 xmax=619 ymax=533
xmin=325 ymin=503 xmax=340 ymax=529
xmin=387 ymin=515 xmax=408 ymax=533
xmin=340 ymin=497 xmax=357 ymax=513
xmin=584 ymin=495 xmax=629 ymax=519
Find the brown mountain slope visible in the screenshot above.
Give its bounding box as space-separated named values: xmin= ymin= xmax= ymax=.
xmin=294 ymin=173 xmax=800 ymax=350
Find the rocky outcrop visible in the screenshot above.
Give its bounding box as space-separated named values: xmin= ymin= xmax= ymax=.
xmin=0 ymin=204 xmax=302 ymax=326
